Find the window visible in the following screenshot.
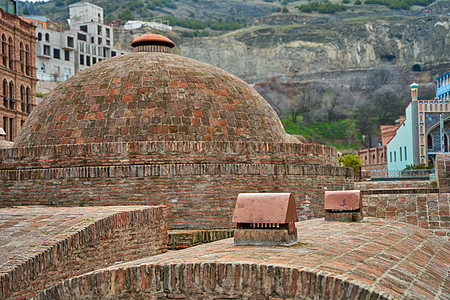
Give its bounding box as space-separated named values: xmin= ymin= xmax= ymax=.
xmin=45 ymin=33 xmax=49 ymax=42
xmin=19 ymin=43 xmax=24 ymax=73
xmin=98 ymin=37 xmax=102 ymax=45
xmin=106 ymin=28 xmax=110 ymax=38
xmin=92 ymin=57 xmax=96 ymax=64
xmin=8 ymin=81 xmax=14 ymax=109
xmin=53 ymin=48 xmax=60 ymax=59
xmin=8 ymin=118 xmax=12 ymax=141
xmin=427 ymin=134 xmax=433 ymax=150
xmin=390 ymin=152 xmax=392 ymax=163
xmin=38 ymin=32 xmax=42 ymax=41
xmin=399 ymin=147 xmax=402 ymax=161
xmin=111 ymin=51 xmax=116 ymax=57
xmin=3 ymin=117 xmax=6 ymax=140
xmin=25 ymin=45 xmax=30 ymax=75
xmin=64 ymin=50 xmax=70 ymax=61
xmin=2 ymin=79 xmax=7 ymax=107
xmin=106 ymin=39 xmax=110 ymax=46
xmin=80 ymin=25 xmax=88 ymax=32
xmin=91 ymin=37 xmax=94 ymax=43
xmin=404 ymin=146 xmax=407 ymax=160
xmin=26 ymin=87 xmax=30 ymax=113
xmin=8 ymin=37 xmax=12 ymax=69
xmin=1 ymin=35 xmax=6 ymax=67
xmin=394 ymin=151 xmax=396 ymax=162
xmin=97 ymin=25 xmax=102 ymax=35
xmin=43 ymin=45 xmax=50 ymax=56
xmin=80 ymin=54 xmax=84 ymax=65
xmin=86 ymin=56 xmax=90 ymax=66
xmin=20 ymin=85 xmax=24 ymax=111
xmin=67 ymin=36 xmax=74 ymax=48
xmin=77 ymin=33 xmax=86 ymax=41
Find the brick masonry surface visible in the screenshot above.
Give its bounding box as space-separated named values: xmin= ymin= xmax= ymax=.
xmin=0 ymin=141 xmax=354 ymax=229
xmin=0 ymin=8 xmax=38 ymax=142
xmin=436 ymin=153 xmax=450 ymax=193
xmin=355 ymin=180 xmax=449 ymax=240
xmin=168 ymin=229 xmax=234 ymax=250
xmin=0 ymin=205 xmax=167 ymax=299
xmin=35 ymin=218 xmax=449 ymax=300
xmin=14 ymin=52 xmax=289 ymax=146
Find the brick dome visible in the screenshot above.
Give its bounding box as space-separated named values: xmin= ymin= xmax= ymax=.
xmin=14 ymin=51 xmax=288 ymax=146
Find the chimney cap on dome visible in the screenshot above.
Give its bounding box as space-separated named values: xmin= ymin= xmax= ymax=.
xmin=410 ymin=83 xmax=418 ymax=88
xmin=131 ymin=34 xmax=175 ymax=48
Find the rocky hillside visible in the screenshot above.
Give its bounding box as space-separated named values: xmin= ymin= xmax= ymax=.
xmin=178 ymin=14 xmax=449 ymax=84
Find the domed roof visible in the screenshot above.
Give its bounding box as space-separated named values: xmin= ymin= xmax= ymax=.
xmin=410 ymin=83 xmax=418 ymax=88
xmin=15 ymin=51 xmax=288 ymax=147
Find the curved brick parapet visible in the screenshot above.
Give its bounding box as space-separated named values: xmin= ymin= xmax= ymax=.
xmin=35 ymin=218 xmax=450 ymax=299
xmin=0 ymin=141 xmax=353 ymax=229
xmin=0 ymin=141 xmax=340 ymax=168
xmin=0 ymin=206 xmax=167 ymax=299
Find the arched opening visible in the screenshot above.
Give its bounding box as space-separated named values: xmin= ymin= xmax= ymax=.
xmin=26 ymin=87 xmax=30 ymax=113
xmin=428 ymin=156 xmax=434 ymax=167
xmin=8 ymin=37 xmax=12 ymax=69
xmin=445 ymin=134 xmax=449 ymax=152
xmin=1 ymin=35 xmax=6 ymax=67
xmin=427 ymin=134 xmax=433 ymax=150
xmin=19 ymin=42 xmax=24 ymax=73
xmin=20 ymin=85 xmax=24 ymax=111
xmin=45 ymin=33 xmax=49 ymax=42
xmin=412 ymin=64 xmax=421 ymax=72
xmin=2 ymin=79 xmax=7 ymax=107
xmin=37 ymin=32 xmax=42 ymax=41
xmin=8 ymin=81 xmax=14 ymax=109
xmin=25 ymin=45 xmax=30 ymax=76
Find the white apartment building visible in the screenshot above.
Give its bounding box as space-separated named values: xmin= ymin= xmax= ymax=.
xmin=28 ymin=2 xmax=126 ymax=83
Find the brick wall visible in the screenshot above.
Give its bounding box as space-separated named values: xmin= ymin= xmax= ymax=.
xmin=361 ymin=192 xmax=449 ymax=239
xmin=0 ymin=206 xmax=167 ymax=299
xmin=0 ymin=141 xmax=354 ymax=229
xmin=436 ymin=153 xmax=450 ymax=193
xmin=34 ymin=263 xmax=389 ymax=300
xmin=0 ymin=8 xmax=38 ymax=142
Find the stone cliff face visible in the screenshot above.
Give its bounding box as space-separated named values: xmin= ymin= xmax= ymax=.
xmin=179 ymin=16 xmax=449 ymax=83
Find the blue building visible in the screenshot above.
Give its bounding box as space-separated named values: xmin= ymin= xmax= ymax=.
xmin=436 ymin=70 xmax=449 ymax=100
xmin=387 ymin=71 xmax=450 ymax=171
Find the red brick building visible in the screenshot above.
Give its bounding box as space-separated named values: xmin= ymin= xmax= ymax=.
xmin=0 ymin=1 xmax=37 ymax=142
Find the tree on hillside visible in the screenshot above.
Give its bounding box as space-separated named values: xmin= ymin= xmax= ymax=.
xmin=320 ymin=84 xmax=353 ymax=122
xmin=284 ymin=82 xmax=322 ymax=124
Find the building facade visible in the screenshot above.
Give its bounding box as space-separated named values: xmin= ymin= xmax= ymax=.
xmin=25 ymin=2 xmax=125 ymax=83
xmin=436 ymin=70 xmax=449 ymax=100
xmin=0 ymin=0 xmax=37 ymax=142
xmin=387 ymin=73 xmax=450 ymax=171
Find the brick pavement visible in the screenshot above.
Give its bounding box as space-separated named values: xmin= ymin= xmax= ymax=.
xmin=36 ymin=218 xmax=450 ymax=299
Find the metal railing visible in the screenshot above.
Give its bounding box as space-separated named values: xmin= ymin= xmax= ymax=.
xmin=370 ymin=169 xmax=435 ymax=181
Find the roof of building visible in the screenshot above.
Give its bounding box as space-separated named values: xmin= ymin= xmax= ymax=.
xmin=410 ymin=83 xmax=418 ymax=88
xmin=14 ymin=40 xmax=288 ymax=147
xmin=35 ymin=217 xmax=450 ymax=299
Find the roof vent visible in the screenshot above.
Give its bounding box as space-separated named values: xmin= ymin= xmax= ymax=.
xmin=131 ymin=34 xmax=175 ymax=53
xmin=232 ymin=193 xmax=298 ymax=246
xmin=324 ymin=190 xmax=363 ymax=222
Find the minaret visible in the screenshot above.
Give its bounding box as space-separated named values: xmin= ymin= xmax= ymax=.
xmin=410 ymin=83 xmax=418 ymax=101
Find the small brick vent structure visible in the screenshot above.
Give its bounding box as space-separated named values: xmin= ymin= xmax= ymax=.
xmin=232 ymin=193 xmax=298 ymax=245
xmin=324 ymin=190 xmax=363 ymax=222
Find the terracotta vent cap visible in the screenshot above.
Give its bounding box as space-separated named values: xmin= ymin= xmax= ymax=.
xmin=131 ymin=34 xmax=175 ymax=48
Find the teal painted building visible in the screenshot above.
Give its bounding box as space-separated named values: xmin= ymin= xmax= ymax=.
xmin=387 ymin=72 xmax=450 ymax=171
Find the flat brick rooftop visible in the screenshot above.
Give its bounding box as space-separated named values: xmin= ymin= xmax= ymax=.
xmin=107 ymin=218 xmax=449 ymax=299
xmin=0 ymin=206 xmax=160 ymax=275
